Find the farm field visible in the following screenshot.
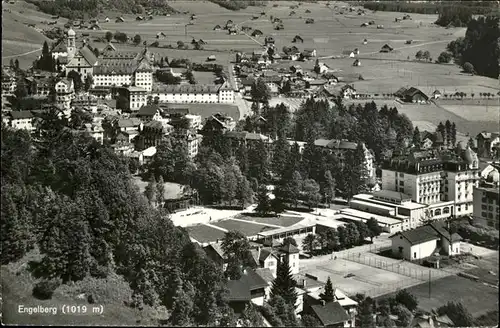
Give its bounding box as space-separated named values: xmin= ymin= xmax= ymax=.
xmin=3 ymin=0 xmax=498 ymax=136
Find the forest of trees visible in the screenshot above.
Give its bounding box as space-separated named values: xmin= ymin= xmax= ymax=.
xmin=208 ymin=0 xmax=267 ymax=11
xmin=25 ymin=0 xmax=177 ymax=20
xmin=0 ymin=110 xmax=247 ymax=326
xmin=362 ymin=1 xmax=496 ymax=20
xmin=446 ymin=16 xmax=500 ymax=78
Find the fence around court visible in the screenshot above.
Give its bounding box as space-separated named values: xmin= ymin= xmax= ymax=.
xmin=338 ymin=278 xmax=423 ymax=299
xmin=338 ymin=251 xmax=450 ymax=282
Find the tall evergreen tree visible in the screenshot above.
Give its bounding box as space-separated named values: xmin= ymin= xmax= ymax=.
xmin=255 ymin=185 xmax=272 ymax=215
xmin=322 ymin=170 xmax=336 ymax=206
xmin=320 ymin=277 xmax=335 ymax=302
xmin=270 ymin=258 xmax=298 ymax=306
xmin=272 ymin=136 xmax=290 ymax=179
xmin=144 ymin=176 xmax=157 ymax=205
xmin=156 ymin=175 xmax=165 ymax=206
xmin=170 ymin=282 xmax=196 ymax=326
xmin=450 ymin=122 xmax=457 ymax=146
xmin=412 ymin=127 xmax=421 ymax=148
xmin=358 ymin=298 xmax=376 ymax=328
xmin=445 ymin=120 xmax=452 ymax=147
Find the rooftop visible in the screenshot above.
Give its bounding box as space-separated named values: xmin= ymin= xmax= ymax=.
xmin=227 ymin=269 xmax=269 ymax=301
xmin=310 ymin=301 xmax=350 ymax=326
xmin=339 ymin=208 xmax=403 ymax=226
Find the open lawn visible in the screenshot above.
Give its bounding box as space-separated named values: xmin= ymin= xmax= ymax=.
xmin=132 ymin=176 xmax=185 ymax=199
xmin=380 ymin=275 xmax=499 ymax=317
xmin=212 ymin=219 xmax=278 ymax=237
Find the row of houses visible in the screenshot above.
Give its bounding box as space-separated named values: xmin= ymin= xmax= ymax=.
xmin=205 ymin=240 xmax=359 ymax=327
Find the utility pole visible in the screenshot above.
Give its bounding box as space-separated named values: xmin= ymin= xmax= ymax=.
xmin=428 ymin=269 xmax=431 ymax=298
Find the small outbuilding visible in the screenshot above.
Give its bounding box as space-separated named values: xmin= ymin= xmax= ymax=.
xmin=380 ymin=44 xmax=394 ymax=53
xmin=213 ymin=24 xmax=221 ymax=30
xmin=251 ymin=29 xmax=263 ymax=37
xmin=305 ymin=18 xmax=315 ymax=24
xmin=352 ymin=59 xmax=361 ymax=66
xmin=292 ymin=35 xmax=304 ymax=43
xmin=207 ymin=55 xmax=216 ymax=62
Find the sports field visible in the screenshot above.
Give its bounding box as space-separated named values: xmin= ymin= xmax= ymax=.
xmin=300 ymin=257 xmax=423 ymax=298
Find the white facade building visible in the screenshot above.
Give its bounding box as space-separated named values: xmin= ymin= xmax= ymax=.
xmin=151 ymin=82 xmax=234 ymax=104
xmin=382 ymin=147 xmax=480 ymax=217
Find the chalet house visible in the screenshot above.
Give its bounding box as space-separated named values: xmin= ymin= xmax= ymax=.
xmin=89 ymin=23 xmax=101 ymax=30
xmin=55 ymin=78 xmax=75 ymax=109
xmin=320 ymin=84 xmax=357 ymax=99
xmin=251 ymin=29 xmax=263 ymax=37
xmin=302 ymin=48 xmax=317 ymax=59
xmin=413 ymin=313 xmax=455 ymax=328
xmin=104 ymin=17 xmax=110 ymax=22
xmin=203 ymin=113 xmax=236 ymax=133
xmin=395 ymin=87 xmax=429 ymax=103
xmin=156 ymin=32 xmax=166 ymax=39
xmin=261 ymin=76 xmax=282 ymax=94
xmin=115 ymin=16 xmax=125 ymax=23
xmin=225 ymin=131 xmax=274 ymax=148
xmin=352 ymin=59 xmax=361 ymax=67
xmin=227 ymin=269 xmax=268 ymax=313
xmin=380 ymin=44 xmax=393 ymax=53
xmin=5 ymin=110 xmax=35 ymax=131
xmin=432 ymin=90 xmax=442 ymax=99
xmin=138 ymin=120 xmax=173 ymax=149
xmin=228 ymin=28 xmax=238 ymax=35
xmin=116 ymin=118 xmax=142 ymax=133
xmin=135 ymin=104 xmax=164 ymax=122
xmin=303 ymin=301 xmax=352 ymax=328
xmin=361 ymin=22 xmax=369 ymax=27
xmin=290 ymin=65 xmax=303 ymax=74
xmin=363 ymin=38 xmax=368 ymax=44
xmin=305 ymin=287 xmax=358 ymax=327
xmin=476 ymin=132 xmax=500 ymax=157
xmin=1 ymin=69 xmax=17 ymax=94
xmin=225 ymin=20 xmax=234 ymax=29
xmin=389 ymin=222 xmax=462 ymax=261
xmin=293 ymin=35 xmax=304 ymax=43
xmin=342 ymin=50 xmax=355 ymax=58
xmin=213 ymin=24 xmax=221 ymax=30
xmin=265 ymin=36 xmax=275 ymax=45
xmin=136 ymin=16 xmax=144 ymax=21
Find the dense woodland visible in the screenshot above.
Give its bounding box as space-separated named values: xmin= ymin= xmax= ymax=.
xmin=446 ymin=15 xmax=500 ymax=78
xmin=25 ymin=0 xmax=177 ymax=20
xmin=0 ymin=111 xmax=244 ymax=325
xmin=363 ymin=1 xmax=496 ymax=26
xmin=208 ymin=0 xmax=267 ymax=11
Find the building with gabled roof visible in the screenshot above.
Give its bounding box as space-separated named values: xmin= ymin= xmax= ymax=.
xmin=4 ymin=110 xmax=35 ymax=131
xmin=304 ymin=301 xmax=352 ymax=327
xmin=389 ymin=222 xmax=462 ymax=260
xmin=227 ymin=268 xmax=268 ymax=312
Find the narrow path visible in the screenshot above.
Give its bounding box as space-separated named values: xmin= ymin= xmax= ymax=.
xmin=2 ymin=47 xmax=42 ymax=59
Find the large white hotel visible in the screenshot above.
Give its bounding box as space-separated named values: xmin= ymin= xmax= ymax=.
xmin=381 ymin=145 xmax=480 ymax=218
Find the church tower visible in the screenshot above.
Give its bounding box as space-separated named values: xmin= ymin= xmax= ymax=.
xmin=67 ymin=29 xmax=76 ymax=61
